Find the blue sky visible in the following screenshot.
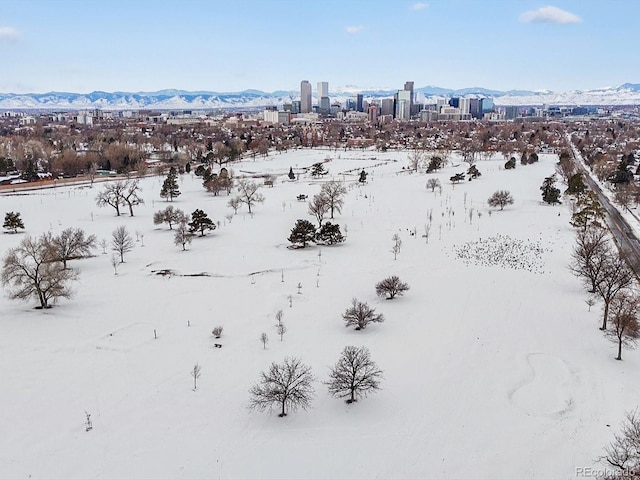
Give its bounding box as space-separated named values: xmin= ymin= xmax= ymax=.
xmin=0 ymin=0 xmax=638 ymax=94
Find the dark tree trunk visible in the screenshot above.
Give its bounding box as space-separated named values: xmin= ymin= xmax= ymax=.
xmin=617 ymin=337 xmax=623 ymax=361
xmin=602 ymin=301 xmax=610 ymax=330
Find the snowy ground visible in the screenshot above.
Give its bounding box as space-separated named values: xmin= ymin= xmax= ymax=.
xmin=1 ymin=149 xmax=637 ymax=479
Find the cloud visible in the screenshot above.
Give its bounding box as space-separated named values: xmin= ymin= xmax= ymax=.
xmin=0 ymin=26 xmax=19 ymax=42
xmin=519 ymin=6 xmax=581 ymax=24
xmin=345 ymin=25 xmax=364 ymax=34
xmin=412 ymin=2 xmax=428 ymax=10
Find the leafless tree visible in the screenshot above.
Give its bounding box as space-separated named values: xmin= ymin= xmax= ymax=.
xmin=426 ymin=178 xmax=441 ymax=192
xmin=99 ymin=238 xmax=108 ymax=254
xmin=326 ymin=345 xmax=383 ymax=404
xmin=111 ymin=254 xmax=119 ymax=275
xmin=408 ymin=149 xmax=427 ymax=172
xmin=43 ymin=228 xmax=96 ymax=269
xmin=342 ymin=298 xmax=385 ymax=330
xmin=153 ymin=205 xmax=186 ymax=230
xmin=236 ymin=179 xmax=265 ymax=214
xmin=227 ymin=196 xmax=242 ymax=213
xmin=249 ymin=357 xmax=315 ymax=417
xmin=605 ymin=291 xmax=640 ymax=360
xmin=191 ymin=364 xmax=202 ymax=390
xmin=308 ymin=194 xmax=330 ymax=228
xmin=320 ymin=181 xmax=347 ymax=219
xmin=375 ymin=275 xmax=410 ymax=300
xmin=1 ymin=235 xmax=78 ymax=309
xmin=569 ymin=226 xmax=610 ymax=294
xmin=95 ymin=181 xmax=128 ymax=216
xmin=392 ymin=234 xmax=402 ymax=260
xmin=275 ymin=309 xmax=284 ymax=326
xmin=614 ymin=184 xmax=638 ymax=212
xmin=602 ymin=409 xmax=640 ymax=476
xmin=87 ymin=161 xmax=98 ymax=185
xmin=111 ymin=226 xmax=134 ymax=263
xmin=596 ymin=252 xmax=635 ymax=330
xmin=121 ymin=179 xmax=144 ymax=217
xmin=276 ymin=322 xmax=287 ymax=341
xmin=260 ymin=332 xmax=269 ymax=349
xmin=174 ymin=218 xmax=194 ymax=251
xmin=487 ymin=190 xmax=514 ymax=210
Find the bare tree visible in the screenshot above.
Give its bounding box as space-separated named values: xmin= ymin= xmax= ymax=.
xmin=174 ymin=218 xmax=194 ymax=251
xmin=227 ymin=196 xmax=242 ymax=214
xmin=121 ymin=179 xmax=144 ymax=217
xmin=191 ymin=364 xmax=202 ymax=390
xmin=2 ymin=235 xmax=78 ymax=309
xmin=308 ymin=193 xmax=330 ymax=228
xmin=342 ymin=298 xmax=385 ymax=330
xmin=43 ymin=227 xmax=96 ymax=269
xmin=95 ymin=181 xmax=128 ymax=216
xmin=153 ymin=205 xmax=186 ymax=230
xmin=236 ymin=179 xmax=265 ymax=214
xmin=596 ymin=252 xmax=634 ymax=330
xmin=392 ymin=233 xmax=402 ymax=260
xmin=408 ymin=149 xmax=426 ymax=172
xmin=249 ymin=357 xmax=315 ymax=417
xmin=275 ymin=309 xmax=284 ymax=326
xmin=111 ymin=226 xmax=134 ymax=263
xmin=487 ymin=190 xmax=514 ymax=211
xmin=605 ymin=291 xmax=640 ymax=360
xmin=375 ymin=275 xmax=410 ymax=300
xmin=260 ymin=332 xmax=269 ymax=349
xmin=320 ymin=181 xmax=348 ymax=219
xmin=569 ymin=226 xmax=610 ymax=294
xmin=326 ymin=345 xmax=383 ymax=404
xmin=276 ymin=322 xmax=287 ymax=341
xmin=426 ymin=178 xmax=441 ymax=192
xmin=602 ymin=409 xmax=640 ymax=476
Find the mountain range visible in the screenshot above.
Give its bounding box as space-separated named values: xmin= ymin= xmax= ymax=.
xmin=1 ymin=84 xmax=639 ymax=111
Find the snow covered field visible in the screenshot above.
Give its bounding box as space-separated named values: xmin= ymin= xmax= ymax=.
xmin=1 ymin=149 xmax=637 ymax=479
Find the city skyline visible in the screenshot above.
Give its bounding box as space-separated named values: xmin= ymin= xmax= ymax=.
xmin=1 ymin=0 xmax=638 ymax=94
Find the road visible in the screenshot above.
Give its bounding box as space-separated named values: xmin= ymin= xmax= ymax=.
xmin=568 ymin=139 xmax=640 ymax=278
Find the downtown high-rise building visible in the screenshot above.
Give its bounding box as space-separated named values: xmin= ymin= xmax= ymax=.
xmin=317 ymin=81 xmax=329 ymax=114
xmin=300 ymin=80 xmax=312 ymax=113
xmin=404 ymin=81 xmax=414 ymax=114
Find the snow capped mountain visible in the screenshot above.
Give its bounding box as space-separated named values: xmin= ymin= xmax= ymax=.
xmin=1 ymin=83 xmax=639 ymax=110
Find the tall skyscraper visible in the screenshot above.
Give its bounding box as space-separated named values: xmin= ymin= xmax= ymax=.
xmin=396 ymin=89 xmax=412 ymax=121
xmin=317 ymin=81 xmax=329 ymax=114
xmin=355 ymin=94 xmax=363 ymax=112
xmin=300 ymin=80 xmax=312 ymax=114
xmin=404 ymin=81 xmax=414 ymax=114
xmin=317 ymin=82 xmax=328 ymax=101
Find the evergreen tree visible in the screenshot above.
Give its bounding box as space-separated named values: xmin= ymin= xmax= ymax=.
xmin=540 ymin=175 xmax=561 ymax=204
xmin=288 ymin=219 xmax=317 ymax=248
xmin=160 ymin=167 xmax=181 ymax=201
xmin=359 ymin=169 xmax=368 ymax=183
xmin=185 ymin=162 xmax=191 ymax=173
xmin=571 ymin=191 xmax=605 ymax=231
xmin=188 ymin=209 xmax=216 ymax=236
xmin=310 ymin=162 xmax=327 ymax=177
xmin=315 ymin=222 xmax=345 ymax=245
xmin=565 ymin=173 xmax=587 ymax=197
xmin=467 ymin=164 xmax=482 ymax=179
xmin=288 ymin=167 xmax=295 ymax=180
xmin=504 ymin=157 xmax=516 ymax=169
xmin=3 ymin=212 xmax=25 ymax=233
xmin=22 ymin=159 xmax=39 ymax=182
